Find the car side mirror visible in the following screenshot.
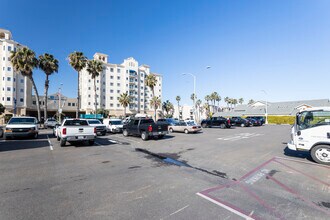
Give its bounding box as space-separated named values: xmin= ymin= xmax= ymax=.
xmin=297 ymin=131 xmax=301 ymax=136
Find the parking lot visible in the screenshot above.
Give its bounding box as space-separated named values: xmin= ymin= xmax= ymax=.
xmin=0 ymin=125 xmax=329 ymax=220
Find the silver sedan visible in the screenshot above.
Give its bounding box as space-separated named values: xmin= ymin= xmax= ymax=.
xmin=168 ymin=121 xmax=202 ymax=134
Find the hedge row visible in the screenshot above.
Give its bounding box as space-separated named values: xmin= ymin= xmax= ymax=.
xmin=267 ymin=116 xmax=295 ymax=125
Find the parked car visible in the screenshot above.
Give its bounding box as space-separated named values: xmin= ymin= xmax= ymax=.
xmin=44 ymin=118 xmax=57 ymax=128
xmin=246 ymin=116 xmax=265 ymax=125
xmin=53 ymin=123 xmax=61 ymax=137
xmin=4 ymin=116 xmax=39 ymax=139
xmin=123 ymin=118 xmax=168 ymax=141
xmin=246 ymin=118 xmax=262 ymax=126
xmin=86 ymin=119 xmax=106 ymax=136
xmin=103 ymin=118 xmax=123 ymax=133
xmin=157 ymin=118 xmax=178 ymax=126
xmin=168 ymin=121 xmax=202 ymax=134
xmin=230 ymin=117 xmax=251 ymax=127
xmin=201 ymin=117 xmax=231 ymax=129
xmin=0 ymin=126 xmax=3 ymax=138
xmin=56 ymin=119 xmax=96 ymax=146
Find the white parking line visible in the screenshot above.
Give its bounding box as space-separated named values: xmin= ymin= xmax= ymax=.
xmin=218 ymin=133 xmax=264 ymax=142
xmin=46 ymin=135 xmax=53 ymax=151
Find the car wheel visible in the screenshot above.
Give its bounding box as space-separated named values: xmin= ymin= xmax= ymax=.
xmin=60 ymin=139 xmax=66 ymax=147
xmin=141 ymin=132 xmax=148 ymax=141
xmin=102 ymin=131 xmax=106 ymax=136
xmin=158 ymin=135 xmax=164 ymax=139
xmin=123 ymin=129 xmax=128 ymax=137
xmin=57 ymin=136 xmax=60 ymax=141
xmin=34 ymin=133 xmax=38 ymax=139
xmin=201 ymin=123 xmax=207 ymax=128
xmin=184 ymin=129 xmax=189 ymax=134
xmin=220 ymin=124 xmax=226 ymax=129
xmin=311 ymin=145 xmax=330 ymax=165
xmin=241 ymin=123 xmax=245 ymax=127
xmin=88 ymin=140 xmax=95 ymax=146
xmin=169 ymin=128 xmax=173 ymax=133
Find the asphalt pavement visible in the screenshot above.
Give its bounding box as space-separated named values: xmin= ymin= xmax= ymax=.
xmin=0 ymin=125 xmax=329 ymax=220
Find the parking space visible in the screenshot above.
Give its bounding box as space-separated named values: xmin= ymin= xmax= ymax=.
xmin=0 ymin=125 xmax=329 ymax=219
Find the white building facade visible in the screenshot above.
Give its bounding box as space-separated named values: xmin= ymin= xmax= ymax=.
xmin=80 ymin=53 xmax=162 ymax=116
xmin=0 ymin=28 xmax=32 ymax=116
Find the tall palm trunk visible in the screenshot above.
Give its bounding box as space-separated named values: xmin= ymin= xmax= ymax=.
xmin=30 ymin=76 xmax=41 ymax=121
xmin=152 ymin=89 xmax=156 ymax=121
xmin=76 ymin=71 xmax=80 ymax=118
xmin=124 ymin=107 xmax=126 ymax=117
xmin=44 ymin=75 xmax=49 ymax=120
xmin=94 ymin=78 xmax=97 ymax=118
xmin=177 ymin=101 xmax=180 ymax=119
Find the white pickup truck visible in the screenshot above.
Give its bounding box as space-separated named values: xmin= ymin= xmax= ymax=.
xmin=56 ymin=119 xmax=96 ymax=147
xmin=288 ymin=107 xmax=330 ymax=165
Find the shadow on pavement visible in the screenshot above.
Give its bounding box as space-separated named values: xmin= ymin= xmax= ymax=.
xmin=283 ymin=146 xmax=314 ymax=162
xmin=0 ymin=138 xmax=50 ymax=152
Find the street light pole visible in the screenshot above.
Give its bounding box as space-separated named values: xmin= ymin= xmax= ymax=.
xmin=58 ymin=83 xmax=63 ymax=123
xmin=261 ymin=90 xmax=268 ymax=124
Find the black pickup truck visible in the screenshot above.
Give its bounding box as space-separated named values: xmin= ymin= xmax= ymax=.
xmin=122 ymin=118 xmax=168 ymax=140
xmin=201 ymin=117 xmax=231 ymax=128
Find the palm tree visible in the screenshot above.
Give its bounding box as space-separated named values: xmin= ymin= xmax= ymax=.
xmin=216 ymin=95 xmax=221 ymax=112
xmin=10 ymin=48 xmax=40 ymax=120
xmin=145 ymin=74 xmax=157 ymax=97
xmin=145 ymin=74 xmax=158 ymax=119
xmin=239 ymin=98 xmax=244 ymax=105
xmin=224 ymin=97 xmax=229 ymax=108
xmin=248 ymin=99 xmax=255 ymax=105
xmin=119 ymin=92 xmax=131 ymax=116
xmin=150 ymin=96 xmax=161 ymax=121
xmin=162 ymin=100 xmax=173 ymax=116
xmin=203 ymin=103 xmax=210 ymax=118
xmin=205 ymin=95 xmax=211 ymax=104
xmin=190 ymin=93 xmax=197 ymax=102
xmin=232 ymin=99 xmax=238 ymax=107
xmin=195 ymin=99 xmax=202 ymax=122
xmin=210 ymin=92 xmax=219 ymax=113
xmin=86 ymin=60 xmax=103 ymax=116
xmin=68 ymin=51 xmax=87 ymax=118
xmin=176 ymin=95 xmax=181 ymax=119
xmin=39 ymin=53 xmax=59 ymax=120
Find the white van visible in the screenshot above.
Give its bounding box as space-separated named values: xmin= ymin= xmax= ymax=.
xmin=103 ymin=118 xmax=123 ymax=133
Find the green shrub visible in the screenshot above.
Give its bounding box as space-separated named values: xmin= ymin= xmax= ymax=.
xmin=268 ymin=115 xmax=295 ymax=125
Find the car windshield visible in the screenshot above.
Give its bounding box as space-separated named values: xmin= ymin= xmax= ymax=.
xmin=64 ymin=120 xmax=88 ymax=126
xmin=111 ymin=120 xmax=122 ymax=125
xmin=8 ymin=118 xmax=36 ymax=124
xmin=187 ymin=122 xmax=196 ymax=126
xmin=297 ymin=110 xmax=330 ymax=130
xmin=88 ymin=120 xmax=101 ymax=124
xmin=47 ymin=119 xmax=56 ymax=122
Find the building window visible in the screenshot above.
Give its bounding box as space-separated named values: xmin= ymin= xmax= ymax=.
xmin=88 ymin=102 xmax=91 ymax=105
xmin=72 ymin=103 xmax=76 ymax=106
xmin=88 ymin=79 xmax=91 ymax=83
xmin=20 ymin=79 xmax=24 ymax=83
xmin=68 ymin=103 xmax=72 ymax=106
xmin=7 ymin=77 xmax=11 ymax=81
xmin=20 ymin=89 xmax=24 ymax=92
xmin=110 ymin=83 xmax=114 ymax=86
xmin=117 ymin=104 xmax=120 ymax=107
xmin=117 ymin=76 xmax=120 ymax=80
xmin=117 ymin=83 xmax=120 ymax=86
xmin=97 ymin=80 xmax=99 ymax=83
xmin=103 ymin=89 xmax=105 ymax=92
xmin=117 ymin=69 xmax=121 ymax=73
xmin=7 ymin=87 xmax=10 ymax=91
xmin=8 ymin=46 xmax=11 ymax=51
xmin=110 ymin=104 xmax=113 ymax=107
xmin=110 ymin=96 xmax=113 ymax=100
xmin=33 ymin=101 xmax=36 ymax=105
xmin=8 ymin=57 xmax=10 ymax=61
xmin=117 ymin=97 xmax=119 ymax=100
xmin=117 ymin=90 xmax=120 ymax=93
xmin=97 ymin=87 xmax=99 ymax=90
xmin=110 ymin=76 xmax=114 ymax=79
xmin=88 ymin=94 xmax=91 ymax=98
xmin=110 ymin=68 xmax=113 ymax=72
xmin=110 ymin=90 xmax=114 ymax=93
xmin=88 ymin=87 xmax=91 ymax=90
xmin=13 ymin=88 xmax=15 ymax=92
xmin=7 ymin=97 xmax=10 ymax=101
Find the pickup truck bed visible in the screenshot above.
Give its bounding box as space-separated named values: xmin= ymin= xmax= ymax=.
xmin=123 ymin=118 xmax=168 ymax=140
xmin=57 ymin=119 xmax=96 ymax=146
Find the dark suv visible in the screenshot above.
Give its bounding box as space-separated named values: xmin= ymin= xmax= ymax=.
xmin=201 ymin=117 xmax=231 ymax=129
xmin=246 ymin=116 xmax=265 ymax=125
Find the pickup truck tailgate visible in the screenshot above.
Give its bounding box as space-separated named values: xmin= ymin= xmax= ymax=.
xmin=154 ymin=123 xmax=168 ymax=132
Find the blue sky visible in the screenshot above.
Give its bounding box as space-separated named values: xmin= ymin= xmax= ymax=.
xmin=1 ymin=0 xmax=330 ymax=106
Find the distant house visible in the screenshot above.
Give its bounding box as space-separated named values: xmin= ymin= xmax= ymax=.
xmin=214 ymin=99 xmax=330 ymax=117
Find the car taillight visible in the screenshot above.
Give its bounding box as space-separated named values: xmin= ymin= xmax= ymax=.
xmin=192 ymin=126 xmax=197 ymax=129
xmin=148 ymin=125 xmax=153 ymax=132
xmin=62 ymin=128 xmax=66 ymax=135
xmin=227 ymin=119 xmax=231 ymax=124
xmin=94 ymin=127 xmax=97 ymax=134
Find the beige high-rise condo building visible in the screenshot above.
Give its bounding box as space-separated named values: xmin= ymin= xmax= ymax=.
xmin=80 ymin=53 xmax=162 ymax=116
xmin=0 ymin=28 xmax=32 ymax=116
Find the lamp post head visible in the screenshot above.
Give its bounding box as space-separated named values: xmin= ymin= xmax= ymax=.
xmin=206 ymin=66 xmax=211 ymax=69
